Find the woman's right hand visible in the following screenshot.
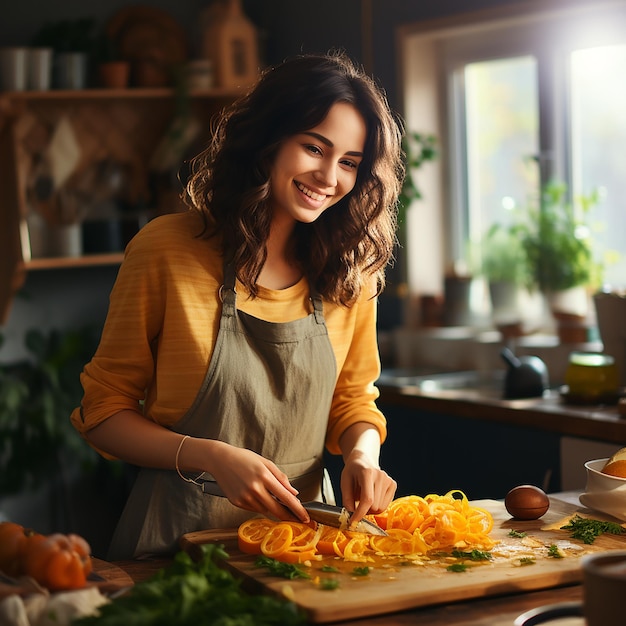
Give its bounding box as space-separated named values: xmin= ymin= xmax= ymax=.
xmin=200 ymin=440 xmax=311 ymax=524
xmin=87 ymin=412 xmax=310 ymax=523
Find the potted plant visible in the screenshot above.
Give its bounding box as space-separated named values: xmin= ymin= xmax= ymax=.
xmin=515 ymin=181 xmax=602 ymax=294
xmin=0 ymin=327 xmax=100 ymax=499
xmin=513 ymin=181 xmax=604 ymax=340
xmin=93 ymin=29 xmax=130 ymax=89
xmin=477 ymin=222 xmax=537 ymax=335
xmin=397 ymin=131 xmax=438 ymax=243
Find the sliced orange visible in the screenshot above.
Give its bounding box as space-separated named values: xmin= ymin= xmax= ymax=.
xmin=343 ymin=535 xmax=371 ymax=562
xmin=603 ymin=459 xmax=626 ymax=478
xmin=288 ymin=523 xmax=322 ymax=552
xmin=236 ymin=490 xmax=496 ymax=561
xmin=317 ymin=526 xmax=349 ymax=556
xmin=260 ymin=523 xmax=294 ymax=558
xmin=370 ymin=528 xmax=415 ymax=555
xmin=237 ymin=518 xmax=273 ymax=554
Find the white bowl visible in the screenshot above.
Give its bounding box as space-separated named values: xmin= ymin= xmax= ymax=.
xmin=579 ymin=458 xmax=626 ymax=521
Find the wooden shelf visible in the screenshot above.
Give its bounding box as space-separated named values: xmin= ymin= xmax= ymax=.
xmin=24 ymin=253 xmax=125 ymax=270
xmin=0 ymin=86 xmax=243 ymax=101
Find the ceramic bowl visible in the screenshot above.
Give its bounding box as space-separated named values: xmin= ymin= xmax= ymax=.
xmin=579 ymin=458 xmax=626 ymax=521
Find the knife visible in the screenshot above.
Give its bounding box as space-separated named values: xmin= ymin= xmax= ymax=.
xmin=196 ymin=476 xmax=388 ymax=536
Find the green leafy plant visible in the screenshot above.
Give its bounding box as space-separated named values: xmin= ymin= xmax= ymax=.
xmin=75 ymin=544 xmax=306 ymax=625
xmin=478 ymin=222 xmax=532 ymax=288
xmin=513 ymin=181 xmax=604 ymax=293
xmin=394 ymin=131 xmax=438 ymax=287
xmin=0 ymin=326 xmax=100 ymax=495
xmin=398 ymin=131 xmax=438 ymax=213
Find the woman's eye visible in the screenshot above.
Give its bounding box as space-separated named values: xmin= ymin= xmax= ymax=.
xmin=305 ymin=144 xmax=322 ymax=155
xmin=341 ymin=159 xmax=359 ymax=170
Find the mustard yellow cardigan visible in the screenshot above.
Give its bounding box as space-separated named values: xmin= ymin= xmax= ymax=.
xmin=70 ymin=210 xmax=386 ymax=457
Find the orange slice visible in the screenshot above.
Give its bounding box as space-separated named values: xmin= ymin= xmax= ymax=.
xmin=237 ymin=518 xmax=273 ymax=554
xmin=260 ymin=523 xmax=294 ymax=558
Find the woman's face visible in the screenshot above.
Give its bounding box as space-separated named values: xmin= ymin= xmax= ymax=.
xmin=269 ymin=102 xmax=366 ymax=226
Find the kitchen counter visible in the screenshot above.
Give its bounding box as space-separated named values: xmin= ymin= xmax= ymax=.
xmin=376 ymin=370 xmax=626 ymax=445
xmin=111 ymin=493 xmax=588 ymax=626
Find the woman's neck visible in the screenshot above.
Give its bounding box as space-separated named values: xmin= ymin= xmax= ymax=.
xmin=257 ymin=217 xmax=302 ymax=290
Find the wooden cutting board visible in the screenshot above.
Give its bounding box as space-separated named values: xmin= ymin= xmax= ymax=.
xmin=180 ymin=497 xmax=626 ymax=623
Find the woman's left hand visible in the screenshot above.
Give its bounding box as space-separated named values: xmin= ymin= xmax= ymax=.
xmin=338 ymin=423 xmax=397 ymax=526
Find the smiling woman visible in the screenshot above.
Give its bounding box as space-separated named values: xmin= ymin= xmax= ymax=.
xmin=70 ymin=52 xmax=404 ymax=560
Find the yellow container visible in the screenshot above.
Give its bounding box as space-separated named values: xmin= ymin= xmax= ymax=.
xmin=565 ymin=352 xmax=620 ymax=402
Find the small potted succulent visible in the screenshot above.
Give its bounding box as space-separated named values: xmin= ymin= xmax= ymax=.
xmin=93 ymin=29 xmax=130 ymax=89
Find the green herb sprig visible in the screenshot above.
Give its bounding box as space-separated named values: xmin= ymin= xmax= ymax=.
xmin=451 ymin=549 xmax=492 ymax=561
xmin=508 ymin=529 xmax=527 ymax=538
xmin=560 ymin=515 xmax=626 ymax=545
xmin=447 ymin=563 xmax=468 ymax=572
xmin=352 ymin=566 xmax=370 ymax=576
xmin=319 ymin=578 xmax=340 ymax=590
xmin=255 ymin=555 xmax=311 ymax=580
xmin=547 ymin=544 xmax=564 ymax=558
xmin=320 ymin=565 xmax=339 ymax=573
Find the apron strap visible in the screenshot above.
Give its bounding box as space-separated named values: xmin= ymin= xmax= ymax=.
xmin=311 ymin=294 xmax=325 ymax=325
xmin=220 ymin=257 xmax=237 ymax=316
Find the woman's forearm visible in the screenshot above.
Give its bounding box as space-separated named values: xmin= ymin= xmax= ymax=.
xmin=338 ymin=421 xmax=382 ymax=465
xmin=86 ymin=410 xmax=220 ymax=474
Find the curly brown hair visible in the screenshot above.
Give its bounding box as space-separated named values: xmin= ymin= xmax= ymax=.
xmin=185 ymin=52 xmax=404 ymax=306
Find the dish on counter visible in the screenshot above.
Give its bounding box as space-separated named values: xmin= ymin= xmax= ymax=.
xmin=579 ymin=458 xmax=626 ymax=522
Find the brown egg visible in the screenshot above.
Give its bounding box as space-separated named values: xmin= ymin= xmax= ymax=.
xmin=505 ymin=485 xmax=550 ymax=520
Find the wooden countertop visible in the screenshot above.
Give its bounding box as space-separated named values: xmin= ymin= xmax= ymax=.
xmin=111 ymin=493 xmax=588 ymax=626
xmin=378 ymin=383 xmax=626 ymax=445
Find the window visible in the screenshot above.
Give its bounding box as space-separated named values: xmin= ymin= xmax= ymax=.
xmin=400 ymin=1 xmax=626 ymax=309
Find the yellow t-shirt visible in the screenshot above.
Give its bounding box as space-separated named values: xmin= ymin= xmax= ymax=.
xmin=70 ymin=210 xmax=386 ymax=456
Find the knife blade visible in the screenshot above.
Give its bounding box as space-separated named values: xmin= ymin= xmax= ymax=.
xmin=196 ymin=476 xmax=387 ymax=536
xmin=301 ymin=501 xmax=388 ymax=536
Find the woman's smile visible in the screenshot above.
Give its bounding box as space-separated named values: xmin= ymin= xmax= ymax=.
xmin=294 ymin=181 xmax=328 ymax=205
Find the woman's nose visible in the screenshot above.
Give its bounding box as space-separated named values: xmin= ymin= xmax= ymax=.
xmin=313 ymin=162 xmax=337 ymax=188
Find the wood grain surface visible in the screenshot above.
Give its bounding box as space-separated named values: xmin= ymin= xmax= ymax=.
xmin=179 ymin=497 xmax=626 ymax=623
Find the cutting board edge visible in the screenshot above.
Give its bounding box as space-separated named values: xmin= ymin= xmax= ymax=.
xmin=263 ymin=561 xmax=586 ymax=623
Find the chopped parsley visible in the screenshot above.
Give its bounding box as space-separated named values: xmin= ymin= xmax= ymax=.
xmin=319 ymin=578 xmax=340 ymax=590
xmin=519 ymin=557 xmax=535 ymax=566
xmin=560 ymin=515 xmax=626 ymax=545
xmin=547 ymin=544 xmax=564 ymax=558
xmin=255 ymin=556 xmax=311 ymax=580
xmin=451 ymin=549 xmax=492 ymax=561
xmin=508 ymin=529 xmax=527 ymax=538
xmin=352 ymin=566 xmax=370 ymax=576
xmin=320 ymin=565 xmax=339 ymax=573
xmin=447 ymin=563 xmax=468 ymax=573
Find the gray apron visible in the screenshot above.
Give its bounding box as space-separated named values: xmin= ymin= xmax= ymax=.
xmin=107 ymin=261 xmax=337 ymax=560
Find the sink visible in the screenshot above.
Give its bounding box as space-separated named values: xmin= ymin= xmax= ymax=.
xmin=376 ymin=368 xmax=505 ymax=392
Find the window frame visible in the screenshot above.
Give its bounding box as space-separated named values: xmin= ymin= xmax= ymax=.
xmin=398 ymin=0 xmax=626 ymax=299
